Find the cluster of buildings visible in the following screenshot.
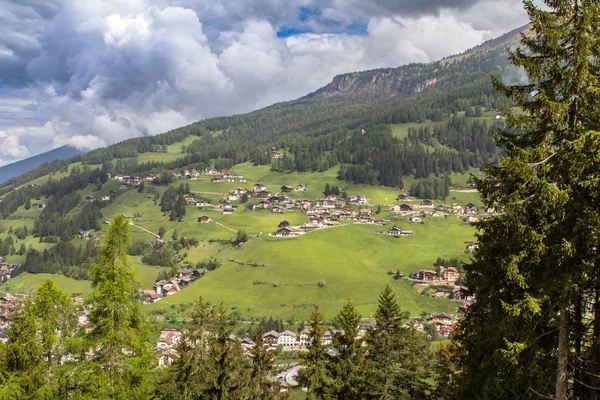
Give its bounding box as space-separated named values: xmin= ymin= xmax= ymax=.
xmin=143 ymin=268 xmax=208 ymax=303
xmin=412 ymin=312 xmax=458 ymax=338
xmin=0 ymin=259 xmax=20 ymax=282
xmin=411 ymin=267 xmax=461 ymax=283
xmin=0 ymin=293 xmax=28 ymax=342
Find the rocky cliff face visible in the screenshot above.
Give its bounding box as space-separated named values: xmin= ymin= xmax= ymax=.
xmin=306 ymin=24 xmax=527 ymax=102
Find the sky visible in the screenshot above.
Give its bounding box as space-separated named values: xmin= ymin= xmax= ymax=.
xmin=0 ymin=0 xmax=529 ymax=166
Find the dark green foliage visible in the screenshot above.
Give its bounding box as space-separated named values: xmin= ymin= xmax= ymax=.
xmin=155 ymin=297 xmax=251 ymax=399
xmin=195 ymin=257 xmax=222 ymax=271
xmin=141 ymin=241 xmax=180 ymax=268
xmin=456 ymin=2 xmax=600 ymax=399
xmin=409 ymin=176 xmax=450 ymax=199
xmin=364 ymin=285 xmax=431 ymax=399
xmin=16 ymin=238 xmax=98 ymax=279
xmin=300 ymin=306 xmax=332 ymax=399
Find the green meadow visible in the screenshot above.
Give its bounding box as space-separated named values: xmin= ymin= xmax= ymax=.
xmin=1 ymin=152 xmax=479 ymax=320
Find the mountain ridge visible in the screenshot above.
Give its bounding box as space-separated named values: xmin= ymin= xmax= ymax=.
xmin=0 ymin=146 xmax=82 ymax=184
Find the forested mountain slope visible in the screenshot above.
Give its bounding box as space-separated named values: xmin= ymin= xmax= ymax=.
xmin=0 ymin=25 xmax=527 ymax=318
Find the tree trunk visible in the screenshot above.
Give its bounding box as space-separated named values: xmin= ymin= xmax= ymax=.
xmin=574 ymin=293 xmax=582 ymax=399
xmin=591 ymin=287 xmax=600 ymax=400
xmin=556 ymin=288 xmax=570 ymax=400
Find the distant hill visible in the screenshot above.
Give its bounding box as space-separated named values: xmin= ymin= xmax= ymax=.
xmin=0 ymin=146 xmax=82 ymax=184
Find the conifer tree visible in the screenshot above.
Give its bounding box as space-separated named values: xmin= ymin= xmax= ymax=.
xmin=328 ymin=298 xmax=366 ymax=399
xmin=365 ymin=285 xmax=431 ymax=399
xmin=248 ymin=326 xmax=278 ymax=400
xmin=300 ymin=305 xmax=332 ymax=399
xmin=85 ymin=214 xmax=154 ymax=399
xmin=456 ymin=1 xmax=600 ymax=398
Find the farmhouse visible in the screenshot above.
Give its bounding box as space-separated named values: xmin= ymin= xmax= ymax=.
xmin=359 ymin=208 xmax=373 ymax=218
xmin=465 ymin=242 xmax=480 ymax=253
xmin=413 ymin=269 xmax=438 ymax=281
xmin=420 ymin=199 xmax=435 ymax=209
xmin=222 ymin=207 xmax=235 ymax=215
xmin=262 ymin=331 xmax=279 ymax=347
xmin=245 ymin=204 xmax=257 ymax=211
xmin=389 ymin=205 xmax=402 ymax=214
xmin=197 ymin=216 xmax=211 ymax=224
xmin=410 ymin=216 xmax=422 ymax=223
xmin=441 ymin=267 xmax=460 ymax=282
xmin=349 ymin=195 xmax=368 ymax=205
xmin=387 ymin=226 xmax=413 ymax=237
xmin=295 ymin=184 xmax=307 ymax=191
xmin=397 ymin=194 xmax=410 ymax=201
xmin=280 ymin=185 xmax=293 ymax=193
xmin=273 ymin=227 xmax=294 ymax=237
xmin=253 ymin=183 xmax=267 ymax=193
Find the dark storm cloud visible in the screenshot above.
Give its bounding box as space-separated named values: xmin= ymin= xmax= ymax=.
xmin=0 ymin=0 xmax=527 ymax=165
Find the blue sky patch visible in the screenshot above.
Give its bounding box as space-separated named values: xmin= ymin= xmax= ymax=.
xmin=277 ymin=6 xmax=368 ymax=38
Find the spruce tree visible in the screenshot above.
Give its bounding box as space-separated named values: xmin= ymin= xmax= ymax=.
xmin=365 ymin=285 xmax=431 ymax=399
xmin=248 ymin=326 xmax=278 ymax=400
xmin=328 ymin=298 xmax=366 ymax=399
xmin=300 ymin=305 xmax=332 ymax=399
xmin=456 ymin=1 xmax=600 ymax=398
xmin=85 ymin=214 xmax=154 ymax=399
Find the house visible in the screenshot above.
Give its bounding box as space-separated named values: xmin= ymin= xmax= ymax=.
xmin=270 ymin=207 xmax=283 ymax=214
xmin=295 ymin=184 xmax=307 ymax=191
xmin=254 ymin=190 xmax=272 ymax=198
xmin=420 ymin=199 xmax=434 ymax=209
xmin=271 ymin=151 xmax=283 ymax=159
xmin=464 ymin=215 xmax=479 ymax=224
xmin=389 ymin=205 xmax=402 ymax=214
xmin=397 ymin=194 xmax=410 ymax=201
xmin=349 ymin=195 xmax=368 ymax=205
xmin=253 ymin=183 xmax=267 ymax=193
xmin=220 ymin=201 xmax=232 ymax=208
xmin=359 ymin=209 xmax=373 ymax=218
xmin=413 ymin=270 xmax=438 ymax=281
xmin=226 ymin=194 xmax=239 ymax=201
xmin=245 ymin=204 xmax=257 ymax=211
xmin=304 ymin=217 xmax=323 ymax=229
xmin=274 ymin=227 xmax=293 ymax=237
xmin=465 ymin=242 xmax=480 ymax=253
xmin=204 ymin=167 xmax=218 ymax=175
xmin=387 ymin=226 xmax=413 ymax=237
xmin=321 ymin=330 xmax=333 ymax=346
xmin=222 ymin=207 xmax=235 ymax=215
xmin=277 ymin=330 xmax=297 ymax=348
xmin=450 ymin=287 xmax=465 ymax=300
xmin=156 ymin=329 xmax=182 ymax=350
xmin=262 ymin=330 xmax=279 ymax=347
xmin=198 ymin=216 xmax=212 ymax=224
xmin=400 ymin=204 xmax=413 ymax=214
xmin=465 ymin=203 xmax=477 ymax=213
xmin=409 ymin=216 xmax=422 ymax=223
xmin=280 ymin=185 xmax=293 ymax=193
xmin=259 ymin=200 xmax=269 ymax=209
xmin=122 ymin=214 xmax=134 ymax=223
xmin=158 ymin=349 xmax=178 ymax=367
xmin=184 ymin=195 xmax=197 ymax=205
xmin=279 ymin=220 xmax=290 ymax=228
xmin=232 ymin=188 xmax=248 ymax=195
xmin=441 ymin=267 xmax=460 ymax=282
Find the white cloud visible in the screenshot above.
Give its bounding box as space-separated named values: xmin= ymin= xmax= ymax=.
xmin=0 ymin=0 xmax=528 ymax=164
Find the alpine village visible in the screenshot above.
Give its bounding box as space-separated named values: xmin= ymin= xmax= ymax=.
xmin=0 ymin=1 xmax=598 ymax=399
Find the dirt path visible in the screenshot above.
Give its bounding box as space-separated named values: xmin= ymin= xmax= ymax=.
xmin=214 ymin=221 xmax=237 ymax=233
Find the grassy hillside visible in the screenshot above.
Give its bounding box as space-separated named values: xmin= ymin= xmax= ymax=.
xmin=0 ymin=161 xmax=477 ymax=319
